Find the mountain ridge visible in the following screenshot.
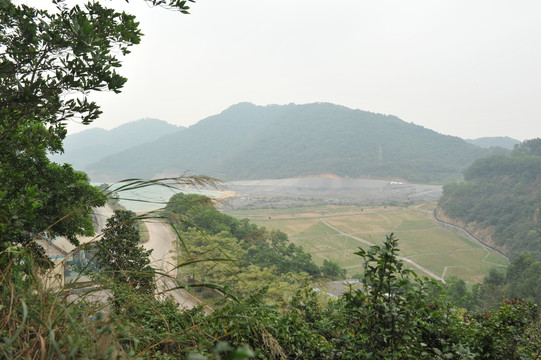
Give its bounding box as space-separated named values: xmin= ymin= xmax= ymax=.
xmin=84 ymin=102 xmax=507 ymax=184
xmin=50 ymin=118 xmax=183 ymax=170
xmin=466 ymin=136 xmax=520 ymax=150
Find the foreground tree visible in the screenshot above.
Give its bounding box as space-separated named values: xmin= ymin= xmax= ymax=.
xmin=94 ymin=210 xmax=154 ymax=293
xmin=0 ymin=0 xmax=194 ymax=263
xmin=335 ymin=234 xmax=541 ymax=359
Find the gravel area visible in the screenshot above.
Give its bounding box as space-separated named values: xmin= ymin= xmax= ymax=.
xmin=218 ymin=177 xmax=442 ymax=210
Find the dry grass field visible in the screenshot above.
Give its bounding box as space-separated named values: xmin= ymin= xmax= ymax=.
xmin=227 ymin=201 xmax=508 ymax=283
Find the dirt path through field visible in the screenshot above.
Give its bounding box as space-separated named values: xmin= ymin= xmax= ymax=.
xmin=320 ymin=219 xmax=445 ymax=282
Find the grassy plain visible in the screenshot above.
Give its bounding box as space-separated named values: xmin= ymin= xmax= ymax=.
xmin=227 ymin=202 xmax=508 ymax=283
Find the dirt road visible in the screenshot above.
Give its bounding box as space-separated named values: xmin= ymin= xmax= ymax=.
xmin=143 ymin=219 xmax=176 ymax=275
xmin=93 ymin=205 xmax=115 ymax=235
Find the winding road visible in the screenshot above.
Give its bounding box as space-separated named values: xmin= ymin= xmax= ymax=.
xmin=142 ymin=219 xmax=208 ymax=311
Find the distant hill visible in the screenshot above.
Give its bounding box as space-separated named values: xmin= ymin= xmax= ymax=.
xmin=50 ymin=118 xmax=183 ymax=170
xmin=85 ymin=103 xmax=506 ymax=184
xmin=466 ymin=137 xmax=520 ymax=150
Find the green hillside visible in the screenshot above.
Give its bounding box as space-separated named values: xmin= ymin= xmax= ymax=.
xmin=438 ymin=139 xmax=541 ymax=261
xmin=86 ymin=103 xmax=505 ymax=183
xmin=50 ymin=118 xmax=183 ymax=170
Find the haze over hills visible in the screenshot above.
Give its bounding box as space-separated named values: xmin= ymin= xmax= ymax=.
xmin=466 ymin=137 xmax=520 ymax=150
xmin=77 ymin=103 xmax=509 ymax=184
xmin=50 ymin=118 xmax=183 ymax=170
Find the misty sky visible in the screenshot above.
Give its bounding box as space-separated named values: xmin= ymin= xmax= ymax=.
xmin=67 ymin=0 xmax=540 ymax=141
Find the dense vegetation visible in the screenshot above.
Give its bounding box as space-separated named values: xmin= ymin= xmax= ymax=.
xmin=439 ymin=138 xmax=541 ymax=261
xmin=165 ymin=193 xmax=345 ymax=295
xmin=3 ymin=224 xmax=540 ymax=359
xmin=438 ymin=139 xmax=541 ymax=315
xmin=86 ymin=102 xmax=506 ymax=184
xmin=0 ymin=0 xmax=136 ymax=264
xmin=2 ymin=1 xmax=540 ymax=358
xmin=94 ymin=209 xmax=155 ymax=293
xmin=445 ymin=251 xmax=541 ymax=312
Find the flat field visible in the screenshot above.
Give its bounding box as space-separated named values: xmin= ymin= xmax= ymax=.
xmin=227 ymin=202 xmax=508 ymax=283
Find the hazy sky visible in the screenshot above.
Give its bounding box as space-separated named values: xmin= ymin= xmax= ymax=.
xmin=65 ymin=0 xmax=540 ymax=141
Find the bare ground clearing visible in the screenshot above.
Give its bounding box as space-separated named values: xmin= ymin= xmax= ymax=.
xmin=218 ymin=177 xmax=442 ymax=210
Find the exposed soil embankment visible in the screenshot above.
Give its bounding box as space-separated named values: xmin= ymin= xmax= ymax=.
xmin=435 ymin=207 xmax=508 ymax=257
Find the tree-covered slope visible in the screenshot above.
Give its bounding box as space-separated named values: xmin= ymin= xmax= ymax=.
xmin=438 ymin=139 xmax=541 ymax=261
xmin=466 ymin=136 xmax=520 ymax=150
xmin=50 ymin=118 xmax=183 ymax=170
xmin=87 ymin=102 xmax=504 ymax=183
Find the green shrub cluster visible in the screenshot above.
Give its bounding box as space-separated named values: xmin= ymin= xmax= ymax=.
xmin=439 ymin=139 xmax=541 ymax=260
xmin=2 ymin=233 xmax=540 ymax=359
xmin=165 ymin=193 xmax=345 ymax=288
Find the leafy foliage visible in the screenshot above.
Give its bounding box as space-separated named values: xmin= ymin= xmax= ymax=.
xmin=2 ymin=230 xmax=540 ymax=359
xmin=166 ymin=193 xmax=325 ymax=282
xmin=0 ymin=0 xmax=198 ymax=265
xmin=514 ymin=138 xmax=541 ymax=156
xmin=439 ymin=139 xmax=541 ymax=261
xmin=506 ymin=253 xmax=541 ymax=306
xmin=0 ymin=0 xmax=151 ymax=262
xmin=336 ymin=234 xmax=469 ymax=359
xmin=0 ymin=152 xmax=105 ymax=256
xmin=93 ymin=209 xmax=155 ymax=294
xmin=165 ymin=193 xmax=327 ymax=303
xmin=470 ymin=298 xmax=539 ymax=359
xmin=1 ymin=0 xmax=141 ymax=129
xmin=447 ymin=253 xmax=541 ymax=312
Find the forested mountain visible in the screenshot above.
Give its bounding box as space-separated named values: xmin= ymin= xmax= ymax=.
xmin=86 ymin=103 xmax=504 ymax=183
xmin=438 ymin=139 xmax=541 ymax=261
xmin=49 ymin=118 xmax=183 ymax=170
xmin=466 ymin=136 xmax=520 ymax=150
